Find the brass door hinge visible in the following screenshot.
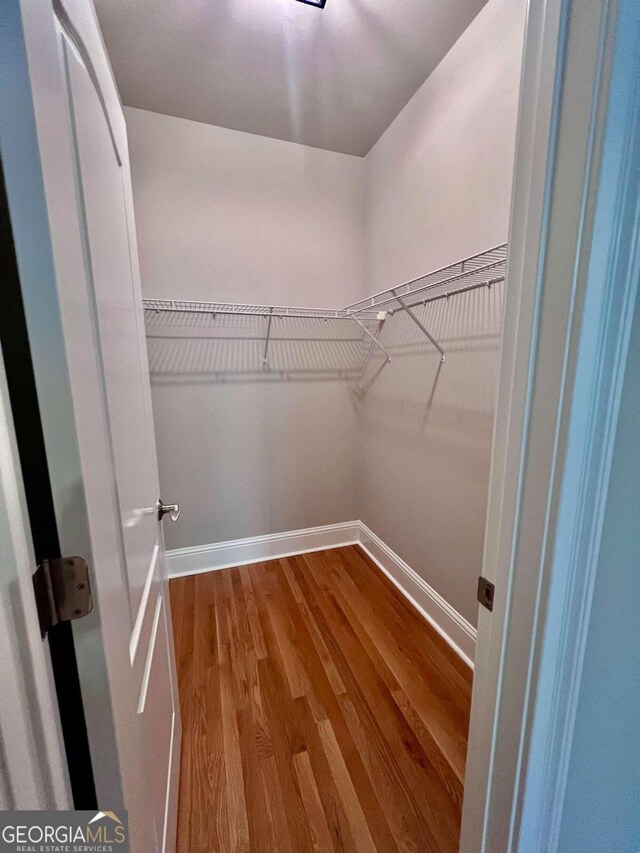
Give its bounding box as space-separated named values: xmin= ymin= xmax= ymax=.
xmin=32 ymin=556 xmax=93 ymax=638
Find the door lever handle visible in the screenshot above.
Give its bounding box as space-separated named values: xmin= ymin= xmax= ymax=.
xmin=157 ymin=499 xmax=180 ymax=522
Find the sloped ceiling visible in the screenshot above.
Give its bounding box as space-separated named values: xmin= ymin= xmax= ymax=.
xmin=96 ymin=0 xmax=488 ymax=156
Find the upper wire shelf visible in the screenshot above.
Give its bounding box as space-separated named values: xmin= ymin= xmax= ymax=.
xmin=344 ymin=243 xmax=507 ymax=315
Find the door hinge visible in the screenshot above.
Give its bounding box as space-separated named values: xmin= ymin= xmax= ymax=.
xmin=477 ymin=576 xmax=495 ymax=612
xmin=32 ymin=556 xmax=93 ymax=639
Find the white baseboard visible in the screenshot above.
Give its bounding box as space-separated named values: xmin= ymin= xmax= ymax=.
xmin=166 ymin=520 xmax=476 ymax=666
xmin=165 ymin=521 xmax=360 ymax=577
xmin=357 ymin=523 xmax=476 ymax=668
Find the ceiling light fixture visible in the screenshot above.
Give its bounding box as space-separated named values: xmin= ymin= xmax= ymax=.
xmin=296 ymin=0 xmax=327 ymax=8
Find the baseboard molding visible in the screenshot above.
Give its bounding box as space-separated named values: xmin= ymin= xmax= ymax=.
xmin=166 ymin=520 xmax=477 ymax=666
xmin=357 ymin=523 xmax=477 ymax=668
xmin=165 ymin=521 xmax=360 ymax=577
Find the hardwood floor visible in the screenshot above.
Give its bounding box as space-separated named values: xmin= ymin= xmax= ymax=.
xmin=170 ymin=545 xmax=472 ymax=852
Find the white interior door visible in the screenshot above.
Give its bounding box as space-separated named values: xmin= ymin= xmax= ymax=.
xmin=1 ymin=1 xmax=180 ymax=850
xmin=60 ymin=31 xmax=179 ymax=853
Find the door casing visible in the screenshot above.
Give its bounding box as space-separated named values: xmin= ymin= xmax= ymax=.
xmin=462 ymin=0 xmax=640 ymax=849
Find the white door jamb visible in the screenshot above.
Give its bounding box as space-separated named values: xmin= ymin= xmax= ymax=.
xmin=461 ymin=0 xmax=640 ymax=849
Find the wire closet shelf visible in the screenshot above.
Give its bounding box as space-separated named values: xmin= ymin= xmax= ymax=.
xmin=142 ymin=243 xmax=507 ymax=377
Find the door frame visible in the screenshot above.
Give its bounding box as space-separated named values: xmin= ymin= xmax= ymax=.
xmin=0 ymin=159 xmax=96 ymax=807
xmin=461 ymin=0 xmax=640 ymax=849
xmin=0 ymin=344 xmax=71 ymax=811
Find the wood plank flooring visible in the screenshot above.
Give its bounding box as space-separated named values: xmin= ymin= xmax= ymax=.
xmin=170 ymin=545 xmax=472 ymax=852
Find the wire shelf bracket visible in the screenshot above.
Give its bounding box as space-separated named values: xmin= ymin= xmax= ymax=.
xmin=263 ymin=308 xmax=274 ymax=367
xmin=392 ymin=289 xmax=445 ymax=363
xmin=352 ymin=315 xmax=391 ymax=373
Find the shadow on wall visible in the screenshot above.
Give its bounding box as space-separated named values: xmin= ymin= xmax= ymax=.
xmin=354 ymin=281 xmax=505 ymax=435
xmin=144 ymin=313 xmax=378 ymax=385
xmin=143 ymin=283 xmax=503 ymax=406
xmin=355 ymin=282 xmax=506 ymax=626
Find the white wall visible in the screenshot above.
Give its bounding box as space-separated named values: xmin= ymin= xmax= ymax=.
xmin=358 ymin=0 xmax=526 ymax=625
xmin=126 ymin=109 xmax=365 ymax=549
xmin=125 ymin=109 xmax=365 ymax=307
